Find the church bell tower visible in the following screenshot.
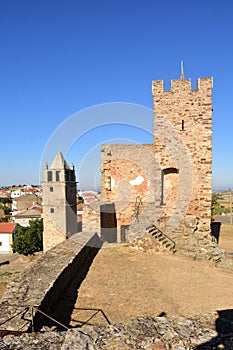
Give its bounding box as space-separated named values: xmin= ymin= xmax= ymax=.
xmin=42 ymin=151 xmax=78 ymax=252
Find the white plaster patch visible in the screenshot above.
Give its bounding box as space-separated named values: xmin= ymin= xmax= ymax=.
xmin=111 ymin=176 xmax=115 ymax=189
xmin=129 ymin=175 xmax=144 ymax=186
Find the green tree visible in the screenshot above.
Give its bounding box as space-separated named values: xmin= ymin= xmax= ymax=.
xmin=3 ymin=206 xmax=11 ymax=215
xmin=0 ymin=198 xmax=12 ymax=204
xmin=211 ymin=194 xmax=230 ymax=219
xmin=0 ymin=217 xmax=10 ymax=222
xmin=0 ymin=204 xmax=11 ymax=215
xmin=12 ymin=219 xmax=43 ymax=256
xmin=211 ymin=194 xmax=220 ymax=219
xmin=77 ymin=196 xmax=84 ymax=204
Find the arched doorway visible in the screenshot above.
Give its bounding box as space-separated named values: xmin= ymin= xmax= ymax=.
xmin=161 ymin=168 xmax=179 ymax=206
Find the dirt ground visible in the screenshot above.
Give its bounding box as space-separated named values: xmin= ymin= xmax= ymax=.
xmin=1 ymin=224 xmax=233 ymax=327
xmin=218 ymin=223 xmax=233 ymax=252
xmin=71 ymin=224 xmax=233 ymax=327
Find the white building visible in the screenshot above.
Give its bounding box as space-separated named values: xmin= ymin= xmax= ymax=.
xmin=0 ymin=223 xmax=17 ymax=254
xmin=11 ymin=190 xmax=24 ymax=199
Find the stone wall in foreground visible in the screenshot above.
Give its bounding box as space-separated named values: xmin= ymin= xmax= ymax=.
xmin=0 ymin=232 xmax=102 ymax=332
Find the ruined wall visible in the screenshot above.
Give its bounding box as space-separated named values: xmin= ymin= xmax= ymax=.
xmin=82 ymin=203 xmax=100 ymax=233
xmin=101 ymin=144 xmax=159 ymax=228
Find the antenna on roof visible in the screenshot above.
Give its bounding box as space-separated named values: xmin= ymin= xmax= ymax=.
xmin=180 ymin=60 xmax=185 ymax=80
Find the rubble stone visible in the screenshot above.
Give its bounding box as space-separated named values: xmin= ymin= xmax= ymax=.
xmin=1 ymin=312 xmax=232 ymax=349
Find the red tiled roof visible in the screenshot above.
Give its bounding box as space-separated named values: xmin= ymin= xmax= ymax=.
xmin=76 ymin=203 xmax=83 ymax=211
xmin=31 ymin=205 xmax=43 ymax=213
xmin=14 ymin=205 xmax=43 ymax=218
xmin=0 ymin=223 xmax=17 ymax=234
xmin=23 ymin=189 xmax=39 ymax=193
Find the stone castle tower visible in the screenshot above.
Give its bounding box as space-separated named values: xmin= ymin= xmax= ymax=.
xmin=42 ymin=152 xmax=78 ymax=252
xmin=152 ymin=78 xmax=213 ymax=231
xmin=101 ymin=77 xmax=213 ymax=241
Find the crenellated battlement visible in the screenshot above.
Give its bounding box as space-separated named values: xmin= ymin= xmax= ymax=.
xmin=152 ymin=77 xmax=213 ymax=95
xmin=197 ymin=77 xmax=213 ymax=91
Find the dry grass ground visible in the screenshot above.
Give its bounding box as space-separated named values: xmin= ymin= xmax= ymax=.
xmin=71 ymin=224 xmax=233 ymax=327
xmin=218 ymin=223 xmax=233 ymax=252
xmin=0 ymin=224 xmax=233 ymax=328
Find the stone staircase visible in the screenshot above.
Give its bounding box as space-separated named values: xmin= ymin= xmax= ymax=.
xmin=125 ymin=200 xmax=233 ymax=265
xmin=125 ymin=202 xmax=176 ymax=253
xmin=146 ymin=224 xmax=176 ymax=253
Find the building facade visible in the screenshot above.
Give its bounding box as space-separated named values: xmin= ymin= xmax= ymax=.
xmin=0 ymin=223 xmax=17 ymax=254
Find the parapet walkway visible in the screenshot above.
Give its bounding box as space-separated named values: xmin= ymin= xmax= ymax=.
xmin=0 ymin=232 xmax=102 ymax=332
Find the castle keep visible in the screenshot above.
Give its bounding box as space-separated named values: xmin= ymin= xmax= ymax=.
xmin=101 ymin=77 xmax=213 ymax=242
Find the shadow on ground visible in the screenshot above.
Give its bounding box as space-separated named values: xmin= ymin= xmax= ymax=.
xmin=196 ymin=309 xmax=233 ymax=349
xmin=31 ymin=235 xmax=103 ymax=331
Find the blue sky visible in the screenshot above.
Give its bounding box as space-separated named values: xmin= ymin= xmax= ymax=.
xmin=0 ymin=0 xmax=232 ymax=189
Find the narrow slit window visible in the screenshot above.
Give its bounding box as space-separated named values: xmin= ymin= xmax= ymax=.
xmin=181 ymin=120 xmax=185 ymax=131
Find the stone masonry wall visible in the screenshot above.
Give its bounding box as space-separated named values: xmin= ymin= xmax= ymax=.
xmin=101 ymin=144 xmax=160 ymax=228
xmin=152 ymin=78 xmax=213 ymax=233
xmin=0 ymin=232 xmax=102 ymax=332
xmin=82 ymin=203 xmax=100 ymax=233
xmin=42 ymin=207 xmax=67 ymax=252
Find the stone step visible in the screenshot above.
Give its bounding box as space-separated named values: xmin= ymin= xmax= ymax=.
xmin=146 ymin=224 xmax=176 ymax=253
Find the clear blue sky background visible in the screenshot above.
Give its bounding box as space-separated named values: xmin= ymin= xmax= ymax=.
xmin=0 ymin=0 xmax=232 ymax=189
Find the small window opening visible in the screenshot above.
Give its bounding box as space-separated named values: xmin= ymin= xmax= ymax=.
xmin=47 ymin=171 xmax=52 ymax=182
xmin=50 ymin=187 xmax=53 ymax=192
xmin=50 ymin=208 xmax=54 ymax=213
xmin=56 ymin=171 xmax=61 ymax=181
xmin=181 ymin=120 xmax=185 ymax=131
